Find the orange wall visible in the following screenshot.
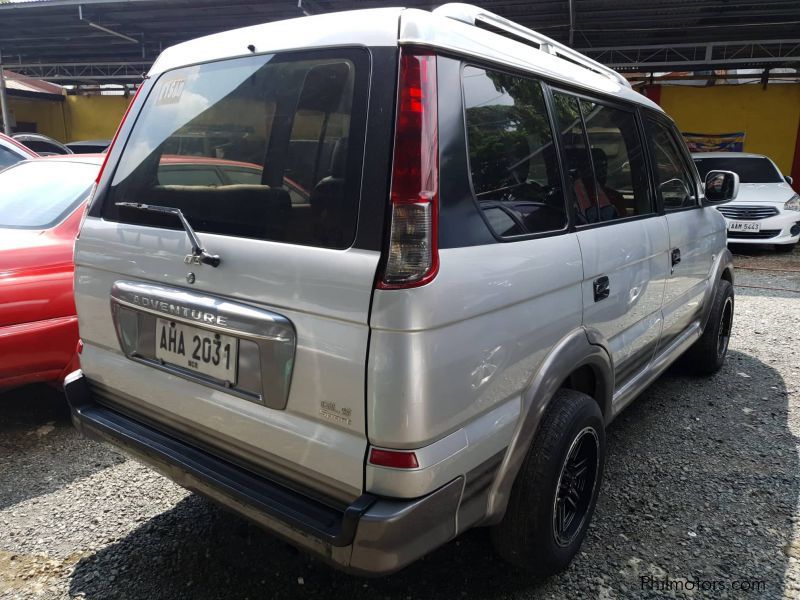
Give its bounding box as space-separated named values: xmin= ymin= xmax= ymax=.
xmin=658 ymin=83 xmax=800 ymax=175
xmin=7 ymin=96 xmax=68 ymax=140
xmin=64 ymin=95 xmax=131 ymax=141
xmin=7 ymin=94 xmax=132 ymax=142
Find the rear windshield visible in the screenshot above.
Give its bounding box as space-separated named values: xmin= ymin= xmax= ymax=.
xmin=0 ymin=145 xmax=23 ymax=170
xmin=104 ymin=49 xmax=368 ymax=249
xmin=17 ymin=139 xmax=67 ymax=155
xmin=0 ymin=161 xmax=96 ymax=229
xmin=693 ymin=156 xmax=782 ymax=184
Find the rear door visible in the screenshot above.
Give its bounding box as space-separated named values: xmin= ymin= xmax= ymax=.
xmin=643 ymin=115 xmax=717 ymax=350
xmin=74 ymin=47 xmax=393 ymax=503
xmin=551 ymin=91 xmax=669 ymax=387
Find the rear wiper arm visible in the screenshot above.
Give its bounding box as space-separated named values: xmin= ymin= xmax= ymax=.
xmin=115 ymin=202 xmax=221 ymax=267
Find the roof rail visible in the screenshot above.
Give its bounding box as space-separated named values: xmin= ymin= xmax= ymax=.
xmin=432 ymin=3 xmax=631 ymax=89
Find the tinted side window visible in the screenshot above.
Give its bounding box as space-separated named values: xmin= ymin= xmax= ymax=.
xmin=462 ymin=66 xmax=566 ymax=237
xmin=644 ymin=118 xmax=698 ymax=211
xmin=580 ymin=100 xmax=652 ymax=220
xmin=552 ymin=92 xmax=601 ymax=224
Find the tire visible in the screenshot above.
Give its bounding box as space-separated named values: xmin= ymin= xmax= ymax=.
xmin=684 ymin=278 xmax=734 ymax=375
xmin=774 ymin=243 xmax=796 ymax=254
xmin=491 ymin=389 xmax=605 ymax=576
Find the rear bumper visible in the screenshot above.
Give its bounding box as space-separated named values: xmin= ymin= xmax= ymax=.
xmin=64 ymin=371 xmax=462 ymax=575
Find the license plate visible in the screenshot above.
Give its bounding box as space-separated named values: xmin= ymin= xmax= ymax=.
xmin=155 ymin=318 xmax=238 ymax=383
xmin=728 ymin=221 xmax=760 ymax=232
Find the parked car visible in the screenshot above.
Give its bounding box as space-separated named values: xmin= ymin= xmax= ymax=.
xmin=693 ymin=152 xmax=800 ymax=252
xmin=66 ymin=139 xmax=111 ymax=154
xmin=65 ymin=3 xmax=738 ymax=577
xmin=0 ymin=153 xmax=276 ymax=394
xmin=12 ymin=132 xmax=72 ymax=156
xmin=0 ymin=155 xmax=101 ymax=392
xmin=0 ymin=132 xmax=38 ymax=170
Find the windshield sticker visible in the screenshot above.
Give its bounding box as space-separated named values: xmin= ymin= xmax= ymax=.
xmin=156 ymin=78 xmax=186 ymax=105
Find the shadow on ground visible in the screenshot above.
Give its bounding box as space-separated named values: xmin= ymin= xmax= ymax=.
xmin=0 ymin=384 xmax=123 ymax=511
xmin=69 ymin=350 xmax=798 ymax=599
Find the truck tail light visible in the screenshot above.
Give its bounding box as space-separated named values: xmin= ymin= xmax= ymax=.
xmin=378 ymin=48 xmax=439 ymax=289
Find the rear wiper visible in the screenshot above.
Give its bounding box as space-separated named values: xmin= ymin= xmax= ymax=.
xmin=115 ymin=202 xmax=221 ymax=267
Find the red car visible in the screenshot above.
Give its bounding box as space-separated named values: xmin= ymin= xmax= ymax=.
xmin=0 ymin=155 xmax=101 ymax=391
xmin=0 ymin=154 xmax=274 ymax=392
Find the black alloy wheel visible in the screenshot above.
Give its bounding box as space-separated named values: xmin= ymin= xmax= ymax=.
xmin=553 ymin=426 xmax=600 ymax=547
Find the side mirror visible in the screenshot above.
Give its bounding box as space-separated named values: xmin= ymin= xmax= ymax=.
xmin=704 ymin=170 xmax=739 ymax=204
xmin=785 ymin=175 xmax=794 ymax=186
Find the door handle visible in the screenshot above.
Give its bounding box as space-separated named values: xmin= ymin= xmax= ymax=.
xmin=671 ymin=248 xmax=681 ymax=273
xmin=593 ymin=276 xmax=610 ymax=302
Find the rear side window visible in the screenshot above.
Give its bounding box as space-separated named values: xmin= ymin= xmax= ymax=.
xmin=462 ymin=66 xmax=567 ymax=237
xmin=644 ymin=118 xmax=698 ymax=211
xmin=552 ymin=92 xmax=601 ymax=224
xmin=553 ymin=92 xmax=652 ymax=224
xmin=580 ymin=100 xmax=652 ymax=220
xmin=104 ymin=49 xmax=368 ymax=249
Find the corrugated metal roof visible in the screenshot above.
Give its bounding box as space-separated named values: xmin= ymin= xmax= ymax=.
xmin=4 ymin=70 xmax=64 ymax=95
xmin=0 ymin=0 xmax=798 ymax=84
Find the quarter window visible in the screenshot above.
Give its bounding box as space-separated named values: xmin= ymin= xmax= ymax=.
xmin=462 ymin=66 xmax=567 ymax=237
xmin=580 ymin=100 xmax=652 ymax=220
xmin=644 ymin=118 xmax=698 ymax=211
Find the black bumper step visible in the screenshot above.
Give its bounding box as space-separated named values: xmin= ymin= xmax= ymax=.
xmin=64 ymin=374 xmax=374 ymax=547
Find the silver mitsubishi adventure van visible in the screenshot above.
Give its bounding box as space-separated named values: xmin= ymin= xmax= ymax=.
xmin=66 ymin=3 xmax=739 ymax=576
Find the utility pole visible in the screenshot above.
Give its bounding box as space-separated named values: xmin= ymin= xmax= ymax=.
xmin=0 ymin=51 xmax=12 ymax=135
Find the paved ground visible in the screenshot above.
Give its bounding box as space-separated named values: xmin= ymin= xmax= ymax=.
xmin=1 ymin=245 xmax=799 ymax=599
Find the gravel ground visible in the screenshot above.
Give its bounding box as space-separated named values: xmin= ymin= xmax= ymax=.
xmin=1 ymin=245 xmax=799 ymax=600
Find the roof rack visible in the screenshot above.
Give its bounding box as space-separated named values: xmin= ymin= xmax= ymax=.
xmin=432 ymin=3 xmax=631 ymax=89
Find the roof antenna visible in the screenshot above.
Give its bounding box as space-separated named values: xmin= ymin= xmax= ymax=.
xmin=247 ymin=44 xmax=256 ymax=53
xmin=298 ymin=0 xmax=311 ymax=16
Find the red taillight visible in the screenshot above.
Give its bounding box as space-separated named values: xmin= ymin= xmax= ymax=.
xmin=369 ymin=448 xmax=420 ymax=469
xmin=95 ymin=83 xmax=142 ymax=185
xmin=378 ymin=48 xmax=439 ymax=289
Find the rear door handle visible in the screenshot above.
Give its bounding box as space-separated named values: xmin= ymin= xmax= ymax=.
xmin=671 ymin=248 xmax=681 ymax=273
xmin=593 ymin=276 xmax=610 ymax=302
